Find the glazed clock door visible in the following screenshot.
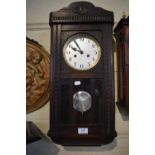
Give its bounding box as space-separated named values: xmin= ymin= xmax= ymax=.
xmin=48 ymin=2 xmax=117 ymax=146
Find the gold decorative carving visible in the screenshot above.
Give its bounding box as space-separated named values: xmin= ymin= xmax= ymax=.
xmin=26 ymin=38 xmax=50 ymax=113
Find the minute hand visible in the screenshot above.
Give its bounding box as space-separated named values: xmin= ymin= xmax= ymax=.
xmin=74 ymin=40 xmax=83 ymax=52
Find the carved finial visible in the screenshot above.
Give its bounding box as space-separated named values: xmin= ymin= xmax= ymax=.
xmin=70 ymin=2 xmax=94 ymax=15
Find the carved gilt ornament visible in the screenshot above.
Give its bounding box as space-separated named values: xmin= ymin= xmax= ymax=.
xmin=26 ymin=38 xmax=50 ymax=113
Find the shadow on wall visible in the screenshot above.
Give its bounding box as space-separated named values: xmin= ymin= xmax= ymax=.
xmin=116 ymin=102 xmax=129 ymax=121
xmin=64 ymin=138 xmax=117 ymax=152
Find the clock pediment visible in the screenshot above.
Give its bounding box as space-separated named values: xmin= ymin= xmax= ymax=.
xmin=49 ymin=2 xmax=114 ymax=24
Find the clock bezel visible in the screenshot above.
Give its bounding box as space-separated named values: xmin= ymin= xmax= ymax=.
xmin=62 ymin=33 xmax=102 ymax=71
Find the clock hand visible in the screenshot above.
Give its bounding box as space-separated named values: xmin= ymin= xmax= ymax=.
xmin=74 ymin=40 xmax=83 ymax=54
xmin=71 ymin=46 xmax=79 ymax=52
xmin=71 ymin=46 xmax=83 ymax=54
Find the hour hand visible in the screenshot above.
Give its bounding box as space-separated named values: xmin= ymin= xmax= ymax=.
xmin=71 ymin=46 xmax=83 ymax=54
xmin=71 ymin=46 xmax=77 ymax=51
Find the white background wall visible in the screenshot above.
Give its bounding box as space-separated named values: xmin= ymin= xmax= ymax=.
xmin=26 ymin=0 xmax=129 ymax=136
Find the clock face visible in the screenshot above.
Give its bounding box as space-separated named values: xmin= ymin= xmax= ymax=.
xmin=63 ymin=34 xmax=102 ymax=71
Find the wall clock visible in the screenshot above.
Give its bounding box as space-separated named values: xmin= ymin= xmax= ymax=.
xmin=48 ymin=2 xmax=117 ymax=146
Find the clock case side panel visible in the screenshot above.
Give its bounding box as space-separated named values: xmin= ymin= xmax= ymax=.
xmin=48 ymin=24 xmax=62 ymax=137
xmin=102 ymin=24 xmax=116 ymax=135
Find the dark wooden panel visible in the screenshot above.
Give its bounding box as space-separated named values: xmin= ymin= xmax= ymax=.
xmin=114 ymin=16 xmax=129 ymax=111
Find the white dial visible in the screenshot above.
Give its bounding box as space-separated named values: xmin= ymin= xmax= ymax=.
xmin=63 ymin=34 xmax=101 ymax=71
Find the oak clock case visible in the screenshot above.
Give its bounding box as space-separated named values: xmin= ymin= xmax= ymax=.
xmin=48 ymin=2 xmax=117 ymax=146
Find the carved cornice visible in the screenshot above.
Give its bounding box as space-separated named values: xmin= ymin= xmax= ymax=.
xmin=49 ymin=2 xmax=114 ymax=24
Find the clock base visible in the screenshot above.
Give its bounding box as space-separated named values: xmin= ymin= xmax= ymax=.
xmin=48 ymin=131 xmax=117 ymax=146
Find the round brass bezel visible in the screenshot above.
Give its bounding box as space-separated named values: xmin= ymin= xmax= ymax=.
xmin=63 ymin=33 xmax=102 ymax=71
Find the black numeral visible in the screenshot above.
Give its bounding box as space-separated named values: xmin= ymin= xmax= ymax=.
xmin=66 ymin=51 xmax=70 ymax=55
xmin=80 ymin=38 xmax=84 ymax=41
xmin=80 ymin=64 xmax=84 ymax=68
xmin=92 ymin=44 xmax=95 ymax=48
